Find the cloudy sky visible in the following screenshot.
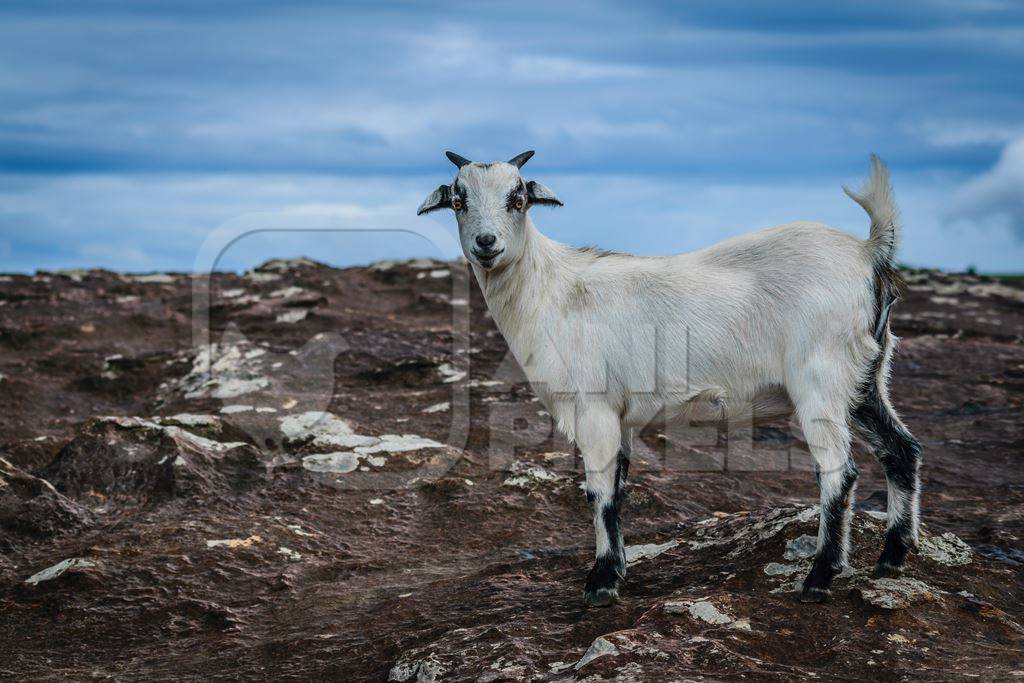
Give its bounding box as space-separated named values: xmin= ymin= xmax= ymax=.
xmin=1 ymin=0 xmax=1023 ymax=273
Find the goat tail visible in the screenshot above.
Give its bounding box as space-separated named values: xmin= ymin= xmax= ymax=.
xmin=844 ymin=154 xmax=900 ymax=268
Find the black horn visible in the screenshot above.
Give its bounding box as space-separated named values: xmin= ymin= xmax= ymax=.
xmin=508 ymin=150 xmax=535 ymax=168
xmin=445 ymin=151 xmax=472 ymax=168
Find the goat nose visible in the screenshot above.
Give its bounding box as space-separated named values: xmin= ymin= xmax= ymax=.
xmin=476 ymin=234 xmax=497 ymax=249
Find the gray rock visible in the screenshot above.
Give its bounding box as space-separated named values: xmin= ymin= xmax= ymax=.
xmin=301 ymin=452 xmax=360 ymax=474
xmin=920 ymin=532 xmax=973 ymax=566
xmin=575 ymin=636 xmax=619 ymax=670
xmin=763 ymin=562 xmax=800 ymax=576
xmin=389 ymin=653 xmax=445 ymax=682
xmin=624 ymin=540 xmax=679 ymax=566
xmin=687 ymin=600 xmax=734 ymax=625
xmin=24 ymin=558 xmax=96 ymax=586
xmin=783 ymin=534 xmax=818 ymax=561
xmin=857 ymin=577 xmax=940 ymax=610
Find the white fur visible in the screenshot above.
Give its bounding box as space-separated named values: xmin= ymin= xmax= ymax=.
xmin=456 ymin=170 xmax=881 ymax=445
xmin=426 ymin=157 xmax=900 ymax=569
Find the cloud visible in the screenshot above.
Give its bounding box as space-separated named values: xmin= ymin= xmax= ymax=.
xmin=2 ymin=1 xmax=1022 ymax=175
xmin=948 ymin=136 xmax=1024 ymax=239
xmin=913 ymin=120 xmax=1024 ymax=148
xmin=0 ymin=1 xmax=1022 ymax=271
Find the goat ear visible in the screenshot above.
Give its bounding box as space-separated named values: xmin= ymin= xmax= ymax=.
xmin=526 ymin=180 xmax=562 ymax=207
xmin=417 ymin=184 xmax=451 ymax=215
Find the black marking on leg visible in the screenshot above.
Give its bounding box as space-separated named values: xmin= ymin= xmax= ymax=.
xmin=877 ymin=516 xmax=914 ymax=575
xmin=851 ymin=355 xmax=922 ymax=573
xmin=600 ymin=450 xmax=628 ymax=566
xmin=583 ymin=448 xmax=630 ymax=607
xmin=602 ymin=504 xmax=622 ymax=562
xmin=853 ymin=387 xmax=921 ymax=495
xmin=851 ymin=258 xmax=922 ymax=576
xmin=801 ymin=460 xmax=858 ymax=600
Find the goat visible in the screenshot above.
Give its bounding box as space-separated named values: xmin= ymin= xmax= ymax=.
xmin=418 ymin=151 xmax=921 ymax=606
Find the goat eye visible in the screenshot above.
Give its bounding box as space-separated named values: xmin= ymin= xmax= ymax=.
xmin=452 ymin=198 xmax=463 ymax=210
xmin=514 ymin=197 xmax=524 ymax=210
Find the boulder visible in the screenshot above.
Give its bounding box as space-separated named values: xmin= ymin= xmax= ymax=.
xmin=0 ymin=457 xmax=92 ymax=544
xmin=43 ymin=416 xmax=265 ymax=504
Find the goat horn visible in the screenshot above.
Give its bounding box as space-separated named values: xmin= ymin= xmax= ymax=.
xmin=445 ymin=151 xmax=472 ymax=168
xmin=508 ymin=150 xmax=535 ymax=168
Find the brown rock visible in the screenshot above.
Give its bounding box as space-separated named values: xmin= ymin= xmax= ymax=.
xmin=0 ymin=261 xmax=1021 ymax=679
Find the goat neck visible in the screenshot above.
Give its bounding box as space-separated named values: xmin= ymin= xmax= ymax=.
xmin=472 ymin=217 xmax=569 ymax=363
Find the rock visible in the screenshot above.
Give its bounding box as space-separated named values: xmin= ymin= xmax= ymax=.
xmin=388 ymin=654 xmax=445 ymax=682
xmin=178 ymin=340 xmax=271 ymax=400
xmin=763 ymin=562 xmax=800 ymax=576
xmin=783 ymin=534 xmax=818 ymax=560
xmin=24 ymin=557 xmax=96 ymax=586
xmin=277 ymin=547 xmax=302 ymax=561
xmin=206 ymin=535 xmax=261 ymax=549
xmin=43 ymin=416 xmax=265 ymax=503
xmin=436 ymin=362 xmax=466 ymax=383
xmin=162 ymin=414 xmax=221 ymax=429
xmin=256 ymin=257 xmax=323 ymax=273
xmin=372 ymin=258 xmax=445 ymax=273
xmin=301 ymin=452 xmax=360 ymax=474
xmin=575 ymin=635 xmax=619 ymax=670
xmin=269 ymin=286 xmax=305 ymax=299
xmin=283 ymin=412 xmax=444 ymax=466
xmin=920 ymin=532 xmax=973 ymax=566
xmin=500 ymin=461 xmax=566 ymax=489
xmin=624 ymin=540 xmax=679 ymax=566
xmin=275 ymin=309 xmax=308 ymax=324
xmin=855 ymin=577 xmax=942 ymax=610
xmin=355 ymin=434 xmax=444 ymax=454
xmin=245 ymin=271 xmax=282 ymax=282
xmin=280 ymin=411 xmax=358 ymax=445
xmin=687 ymin=505 xmax=820 ymax=556
xmin=125 ymin=273 xmax=175 ymax=284
xmin=975 ymin=544 xmax=1024 ymax=564
xmin=1 ymin=457 xmax=92 ymax=543
xmin=665 ymin=599 xmax=735 ymax=626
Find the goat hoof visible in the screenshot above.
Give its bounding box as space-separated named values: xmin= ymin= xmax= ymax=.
xmin=583 ymin=556 xmax=624 ymax=608
xmin=799 ymin=586 xmax=831 ymax=604
xmin=584 ymin=587 xmax=619 ymax=608
xmin=873 ymin=562 xmax=904 ymax=579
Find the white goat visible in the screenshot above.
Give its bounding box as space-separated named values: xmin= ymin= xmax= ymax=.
xmin=419 ymin=151 xmax=921 ymax=606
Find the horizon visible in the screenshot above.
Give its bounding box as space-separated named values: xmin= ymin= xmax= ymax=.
xmin=2 ymin=252 xmax=1021 ymax=279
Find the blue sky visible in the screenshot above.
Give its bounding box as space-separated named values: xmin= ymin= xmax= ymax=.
xmin=1 ymin=0 xmax=1023 ymax=273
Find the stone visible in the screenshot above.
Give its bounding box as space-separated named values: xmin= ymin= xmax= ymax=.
xmin=783 ymin=534 xmax=818 ymax=561
xmin=624 ymin=540 xmax=679 ymax=566
xmin=575 ymin=636 xmax=619 ymax=670
xmin=24 ymin=558 xmax=96 ymax=586
xmin=856 ymin=577 xmax=941 ymax=610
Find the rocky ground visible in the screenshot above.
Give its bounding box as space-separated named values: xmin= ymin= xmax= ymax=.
xmin=0 ymin=258 xmax=1022 ymax=681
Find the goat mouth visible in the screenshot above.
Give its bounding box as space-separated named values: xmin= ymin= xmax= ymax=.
xmin=472 ymin=249 xmax=504 ymax=267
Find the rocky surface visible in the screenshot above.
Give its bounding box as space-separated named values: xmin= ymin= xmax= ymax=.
xmin=0 ymin=259 xmax=1022 ymax=680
